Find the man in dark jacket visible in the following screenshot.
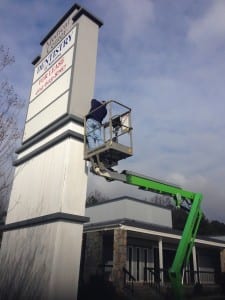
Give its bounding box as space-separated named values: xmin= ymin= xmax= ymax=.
xmin=86 ymin=99 xmax=107 ymax=149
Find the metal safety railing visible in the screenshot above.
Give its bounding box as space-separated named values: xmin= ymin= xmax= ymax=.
xmin=84 ymin=100 xmax=133 ymax=164
xmin=123 ymin=267 xmax=136 ymax=294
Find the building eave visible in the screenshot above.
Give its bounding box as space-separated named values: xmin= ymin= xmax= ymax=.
xmin=84 ymin=218 xmax=225 ymax=248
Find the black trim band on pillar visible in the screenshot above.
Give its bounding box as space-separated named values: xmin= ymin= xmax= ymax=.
xmin=32 ymin=55 xmax=41 ymax=65
xmin=40 ymin=3 xmax=81 ymax=45
xmin=72 ymin=7 xmax=103 ymax=27
xmin=14 ymin=130 xmax=84 ymax=166
xmin=18 ymin=114 xmax=84 ymax=153
xmin=0 ymin=213 xmax=89 ymax=232
xmin=40 ymin=4 xmax=103 ymax=46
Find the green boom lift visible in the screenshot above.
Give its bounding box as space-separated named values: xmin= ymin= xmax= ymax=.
xmin=84 ymin=100 xmax=203 ymax=299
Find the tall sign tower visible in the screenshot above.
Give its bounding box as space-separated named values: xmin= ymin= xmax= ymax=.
xmin=0 ymin=4 xmax=102 ymax=299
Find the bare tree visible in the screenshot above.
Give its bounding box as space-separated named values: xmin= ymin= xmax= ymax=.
xmin=86 ymin=190 xmax=109 ymax=206
xmin=0 ymin=45 xmax=24 ymax=221
xmin=149 ymin=194 xmax=173 ymax=208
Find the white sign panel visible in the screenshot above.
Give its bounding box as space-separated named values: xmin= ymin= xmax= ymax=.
xmin=30 ymin=46 xmax=74 ymax=101
xmin=27 ymin=68 xmax=72 ymax=121
xmin=24 ymin=91 xmax=69 ymax=140
xmin=33 ymin=27 xmax=76 ymax=83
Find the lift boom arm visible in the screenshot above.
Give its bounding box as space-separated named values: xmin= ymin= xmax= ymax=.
xmin=92 ymin=167 xmax=203 ymax=299
xmin=124 ymin=170 xmax=203 ymax=299
xmin=85 ymin=100 xmax=203 ymax=299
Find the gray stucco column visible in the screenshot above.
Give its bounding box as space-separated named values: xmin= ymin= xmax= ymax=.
xmin=0 ymin=4 xmax=102 ymax=300
xmin=158 ymin=238 xmax=164 ymax=285
xmin=192 ymin=245 xmax=198 ymax=283
xmin=112 ymin=228 xmax=127 ymax=289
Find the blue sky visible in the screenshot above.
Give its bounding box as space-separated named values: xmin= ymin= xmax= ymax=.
xmin=1 ymin=0 xmax=225 ymax=222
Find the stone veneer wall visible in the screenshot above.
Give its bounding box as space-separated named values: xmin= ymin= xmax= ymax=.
xmin=112 ymin=228 xmax=127 ymax=289
xmin=83 ymin=231 xmax=103 ymax=282
xmin=220 ymin=249 xmax=225 ymax=272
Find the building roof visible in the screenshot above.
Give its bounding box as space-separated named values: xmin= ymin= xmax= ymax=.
xmin=86 ymin=196 xmax=173 ymax=228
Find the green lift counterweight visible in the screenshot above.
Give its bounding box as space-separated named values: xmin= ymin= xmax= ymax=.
xmin=84 ymin=100 xmax=203 ymax=299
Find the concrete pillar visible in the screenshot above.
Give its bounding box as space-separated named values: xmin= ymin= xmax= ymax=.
xmin=112 ymin=228 xmax=127 ymax=289
xmin=0 ymin=4 xmax=102 ymax=300
xmin=192 ymin=245 xmax=198 ymax=283
xmin=83 ymin=231 xmax=103 ymax=282
xmin=158 ymin=238 xmax=164 ymax=285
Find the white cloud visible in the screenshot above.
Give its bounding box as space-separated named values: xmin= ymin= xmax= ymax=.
xmin=187 ymin=0 xmax=225 ymax=48
xmin=95 ymin=0 xmax=154 ymax=47
xmin=116 ymin=0 xmax=154 ymax=43
xmin=1 ymin=0 xmax=225 ymax=222
xmin=88 ymin=0 xmax=225 ymax=223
